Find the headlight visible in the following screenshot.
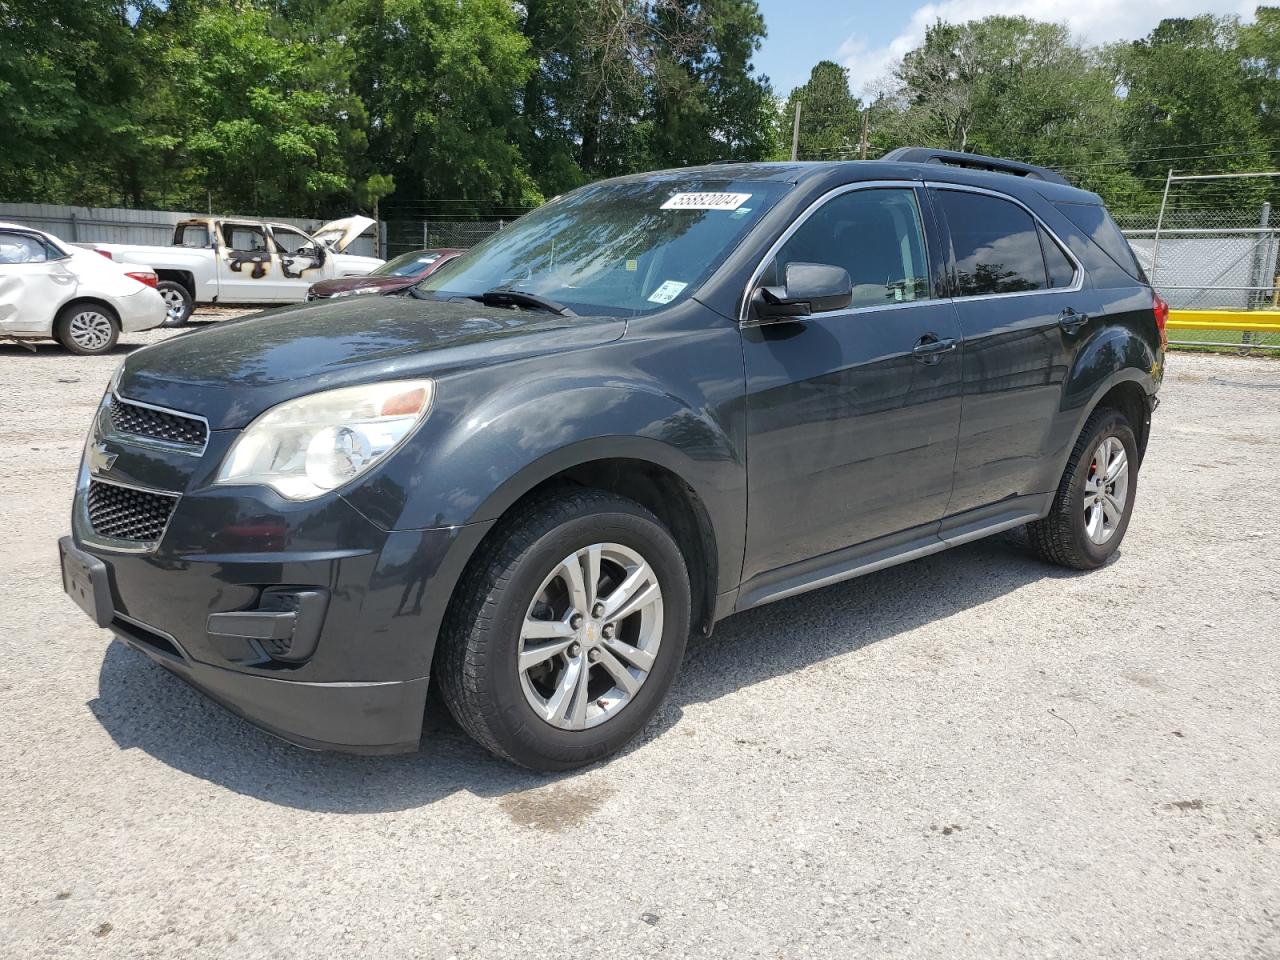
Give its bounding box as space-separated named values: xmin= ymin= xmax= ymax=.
xmin=331 ymin=286 xmax=381 ymax=298
xmin=215 ymin=380 xmax=435 ymax=499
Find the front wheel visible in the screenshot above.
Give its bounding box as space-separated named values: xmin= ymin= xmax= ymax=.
xmin=156 ymin=281 xmax=193 ymax=327
xmin=1028 ymin=409 xmax=1138 ymax=570
xmin=437 ymin=489 xmax=691 ymax=771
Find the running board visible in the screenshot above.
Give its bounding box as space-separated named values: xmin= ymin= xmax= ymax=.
xmin=735 ymin=498 xmax=1048 ymax=613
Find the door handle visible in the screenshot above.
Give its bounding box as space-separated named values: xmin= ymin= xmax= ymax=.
xmin=1058 ymin=308 xmax=1090 ymax=333
xmin=912 ymin=335 xmax=958 ymax=364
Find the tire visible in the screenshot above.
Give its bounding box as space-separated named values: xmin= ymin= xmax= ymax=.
xmin=156 ymin=281 xmax=193 ymax=327
xmin=54 ymin=303 xmax=120 ymax=356
xmin=1027 ymin=408 xmax=1139 ymax=570
xmin=438 ymin=488 xmax=691 ymax=771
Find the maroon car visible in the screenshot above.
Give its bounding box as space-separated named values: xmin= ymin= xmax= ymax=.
xmin=306 ymin=247 xmax=464 ymax=300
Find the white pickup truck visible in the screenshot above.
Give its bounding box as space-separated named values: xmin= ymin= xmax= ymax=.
xmin=88 ymin=215 xmax=383 ymax=325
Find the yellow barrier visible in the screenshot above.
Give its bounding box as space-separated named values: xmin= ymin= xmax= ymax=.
xmin=1167 ymin=309 xmax=1280 ymax=333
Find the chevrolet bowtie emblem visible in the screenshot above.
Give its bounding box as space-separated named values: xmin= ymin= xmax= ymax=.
xmin=88 ymin=442 xmax=118 ymax=475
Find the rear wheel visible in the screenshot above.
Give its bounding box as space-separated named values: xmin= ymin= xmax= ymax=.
xmin=156 ymin=281 xmax=193 ymax=327
xmin=438 ymin=489 xmax=691 ymax=771
xmin=55 ymin=303 xmax=119 ymax=355
xmin=1028 ymin=409 xmax=1138 ymax=570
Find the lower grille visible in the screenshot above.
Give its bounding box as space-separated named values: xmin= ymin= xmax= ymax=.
xmin=87 ymin=479 xmax=179 ymax=543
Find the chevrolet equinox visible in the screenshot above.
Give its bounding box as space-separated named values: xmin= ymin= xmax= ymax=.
xmin=60 ymin=148 xmax=1165 ymax=770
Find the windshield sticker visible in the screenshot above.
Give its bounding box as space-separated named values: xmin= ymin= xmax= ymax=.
xmin=660 ymin=192 xmax=751 ymax=211
xmin=647 ymin=280 xmax=688 ymax=304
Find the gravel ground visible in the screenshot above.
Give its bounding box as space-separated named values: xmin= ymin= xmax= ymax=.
xmin=2 ymin=320 xmax=1279 ymax=959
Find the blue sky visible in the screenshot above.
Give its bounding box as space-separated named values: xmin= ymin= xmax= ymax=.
xmin=752 ymin=0 xmax=1254 ymax=98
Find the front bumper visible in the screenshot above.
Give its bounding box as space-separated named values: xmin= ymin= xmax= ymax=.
xmin=95 ymin=579 xmax=429 ymax=754
xmin=63 ymin=393 xmax=493 ymax=753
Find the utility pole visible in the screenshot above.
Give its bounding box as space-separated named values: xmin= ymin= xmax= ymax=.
xmin=790 ymin=100 xmax=802 ymax=162
xmin=858 ymin=108 xmax=869 ymax=160
xmin=1151 ymin=168 xmax=1174 ymax=287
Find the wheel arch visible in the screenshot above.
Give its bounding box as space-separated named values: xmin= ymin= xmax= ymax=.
xmin=56 ymin=296 xmax=121 ymax=326
xmin=457 ymin=447 xmax=722 ymax=640
xmin=155 ymin=270 xmax=196 ymax=299
xmin=1055 ymin=368 xmax=1154 ymax=489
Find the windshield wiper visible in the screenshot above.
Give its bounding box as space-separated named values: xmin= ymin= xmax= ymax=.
xmin=470 ymin=287 xmax=576 ymax=316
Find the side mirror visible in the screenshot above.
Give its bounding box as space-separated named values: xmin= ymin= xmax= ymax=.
xmin=752 ymin=262 xmax=853 ymax=321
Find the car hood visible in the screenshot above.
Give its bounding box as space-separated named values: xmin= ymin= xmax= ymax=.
xmin=311 ymin=275 xmax=415 ymax=296
xmin=312 ymin=215 xmax=376 ymax=253
xmin=117 ymin=296 xmax=627 ymax=429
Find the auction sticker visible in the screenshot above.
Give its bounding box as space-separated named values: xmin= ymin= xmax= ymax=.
xmin=647 ymin=280 xmax=688 ymax=304
xmin=660 ymin=192 xmax=751 ymax=211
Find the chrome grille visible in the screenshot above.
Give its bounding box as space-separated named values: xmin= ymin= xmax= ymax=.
xmin=86 ymin=480 xmax=178 ymax=543
xmin=110 ymin=395 xmax=208 ymax=448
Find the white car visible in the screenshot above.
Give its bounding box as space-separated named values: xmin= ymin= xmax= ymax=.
xmin=88 ymin=215 xmax=383 ymax=325
xmin=0 ymin=222 xmax=166 ymax=355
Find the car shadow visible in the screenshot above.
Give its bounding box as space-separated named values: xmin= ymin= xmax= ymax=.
xmin=88 ymin=529 xmax=1094 ymax=813
xmin=0 ymin=342 xmax=149 ymax=359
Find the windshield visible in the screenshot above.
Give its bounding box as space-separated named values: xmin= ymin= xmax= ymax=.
xmin=374 ymin=250 xmax=442 ymax=277
xmin=415 ymin=178 xmax=788 ymax=316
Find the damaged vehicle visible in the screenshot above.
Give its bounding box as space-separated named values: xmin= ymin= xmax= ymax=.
xmin=0 ymin=222 xmax=165 ymax=354
xmin=87 ymin=215 xmax=383 ymax=326
xmin=306 ymin=247 xmax=464 ymax=301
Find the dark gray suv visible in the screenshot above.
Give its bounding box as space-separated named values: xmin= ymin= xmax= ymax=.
xmin=60 ymin=149 xmax=1165 ymax=770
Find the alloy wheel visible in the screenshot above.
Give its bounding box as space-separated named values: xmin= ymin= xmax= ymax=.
xmin=518 ymin=542 xmax=664 ymax=730
xmin=161 ymin=288 xmax=186 ymax=323
xmin=1083 ymin=435 xmax=1129 ymax=544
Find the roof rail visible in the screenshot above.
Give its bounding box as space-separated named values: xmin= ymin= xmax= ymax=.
xmin=880 ymin=147 xmax=1071 ymax=187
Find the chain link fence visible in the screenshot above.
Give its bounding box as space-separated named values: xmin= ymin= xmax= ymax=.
xmin=1117 ymin=170 xmax=1280 ymax=354
xmin=383 ymin=208 xmax=540 ymax=259
xmin=1119 ymin=208 xmax=1280 ymax=352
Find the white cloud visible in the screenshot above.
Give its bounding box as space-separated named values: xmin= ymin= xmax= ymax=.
xmin=840 ymin=0 xmax=1257 ymax=95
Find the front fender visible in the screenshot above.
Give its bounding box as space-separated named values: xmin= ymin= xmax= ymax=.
xmin=341 ymin=328 xmax=749 ymax=596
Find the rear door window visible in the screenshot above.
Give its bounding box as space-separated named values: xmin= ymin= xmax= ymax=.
xmin=0 ymin=231 xmax=51 ymax=264
xmin=221 ymin=224 xmax=269 ymax=253
xmin=1039 ymin=225 xmax=1077 ymax=289
xmin=936 ymin=190 xmax=1048 ymax=296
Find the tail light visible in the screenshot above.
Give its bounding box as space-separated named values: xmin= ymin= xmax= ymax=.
xmin=126 ymin=271 xmax=158 ymax=288
xmin=1152 ymin=291 xmax=1169 ymax=349
xmin=94 ymin=249 xmax=115 ymax=261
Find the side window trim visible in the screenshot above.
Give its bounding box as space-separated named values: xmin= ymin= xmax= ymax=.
xmin=926 ymin=182 xmax=1083 ymax=301
xmin=738 ymin=179 xmax=938 ymax=324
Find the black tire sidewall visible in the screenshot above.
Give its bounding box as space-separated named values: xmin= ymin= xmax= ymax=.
xmin=480 ymin=505 xmax=690 ymax=770
xmin=1063 ymin=414 xmax=1139 ymax=567
xmin=156 ymin=281 xmax=192 ymax=327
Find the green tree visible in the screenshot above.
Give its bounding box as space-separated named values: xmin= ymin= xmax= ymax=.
xmin=0 ymin=0 xmax=140 ymax=203
xmin=647 ymin=0 xmax=777 ymax=167
xmin=1119 ymin=15 xmax=1268 ymax=182
xmin=883 ymin=17 xmax=1137 ymax=204
xmin=351 ymin=0 xmax=538 ymax=206
xmin=778 ymin=61 xmax=862 ymax=160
